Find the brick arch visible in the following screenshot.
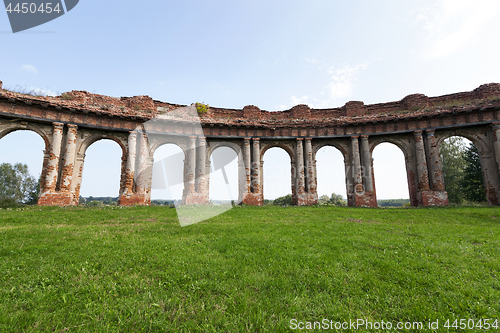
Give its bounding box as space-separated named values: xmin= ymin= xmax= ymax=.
xmin=207 ymin=141 xmax=242 ymax=161
xmin=313 ymin=143 xmax=349 ymax=200
xmin=435 ymin=130 xmax=488 ymax=155
xmin=0 ymin=124 xmax=50 ymax=153
xmin=313 ymin=142 xmax=347 ymax=162
xmin=77 ymin=134 xmax=127 ymax=158
xmin=3 ymin=81 xmax=500 ymax=207
xmin=207 ymin=141 xmax=245 ymax=203
xmin=434 ymin=129 xmax=493 ymax=204
xmin=150 ymin=140 xmax=187 ymax=159
xmin=260 ymin=142 xmax=294 ymax=162
xmin=260 ymin=143 xmax=295 ymax=202
xmin=369 ymin=137 xmax=412 ymax=161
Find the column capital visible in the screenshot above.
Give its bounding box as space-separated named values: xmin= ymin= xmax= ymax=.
xmin=425 ymin=129 xmax=435 ymax=136
xmin=296 ymin=138 xmax=304 ymax=141
xmin=67 ymin=124 xmax=78 ymax=129
xmin=351 ymin=135 xmax=359 ymax=139
xmin=244 ymin=137 xmax=251 ymax=141
xmin=413 ymin=130 xmax=423 ymax=135
xmin=52 ymin=122 xmax=64 ymax=128
xmin=305 ymin=137 xmax=312 ymax=141
xmin=360 ymin=135 xmax=369 ymax=139
xmin=252 ymin=138 xmax=260 ymax=141
xmin=492 ymin=122 xmax=500 ymax=130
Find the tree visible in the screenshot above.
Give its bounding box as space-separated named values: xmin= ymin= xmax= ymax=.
xmin=318 ymin=193 xmax=347 ymax=206
xmin=318 ymin=195 xmax=330 ymax=205
xmin=273 ymin=194 xmax=293 ymax=206
xmin=0 ymin=163 xmax=39 ymax=204
xmin=25 ymin=176 xmax=40 ymax=204
xmin=440 ymin=137 xmax=467 ymax=204
xmin=461 ymin=144 xmax=486 ymax=203
xmin=440 ymin=137 xmax=486 ymax=204
xmin=329 ymin=193 xmax=347 ymax=206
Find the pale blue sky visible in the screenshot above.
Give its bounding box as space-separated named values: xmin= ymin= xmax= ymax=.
xmin=0 ymin=0 xmax=499 ymax=200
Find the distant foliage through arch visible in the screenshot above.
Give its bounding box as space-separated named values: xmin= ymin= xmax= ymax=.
xmin=439 ymin=136 xmax=486 ymax=204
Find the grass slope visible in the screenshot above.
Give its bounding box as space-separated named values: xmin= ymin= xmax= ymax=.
xmin=0 ymin=206 xmax=499 ymax=332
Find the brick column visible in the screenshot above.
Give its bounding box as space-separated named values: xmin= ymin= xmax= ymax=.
xmin=243 ymin=138 xmax=251 ymax=194
xmin=296 ymin=138 xmax=305 ymax=195
xmin=425 ymin=130 xmax=445 ymax=191
xmin=196 ymin=137 xmax=206 ymax=194
xmin=492 ymin=124 xmax=500 ymax=176
xmin=304 ymin=138 xmax=316 ymax=194
xmin=360 ymin=135 xmax=374 ymax=192
xmin=44 ymin=122 xmax=64 ymax=191
xmin=125 ymin=131 xmax=137 ymax=193
xmin=351 ymin=136 xmax=363 ymax=192
xmin=186 ymin=136 xmax=197 ymax=195
xmin=60 ymin=124 xmax=78 ymax=192
xmin=413 ymin=130 xmax=430 ymax=191
xmin=251 ymin=138 xmax=260 ymax=194
xmin=136 ymin=130 xmax=149 ymax=194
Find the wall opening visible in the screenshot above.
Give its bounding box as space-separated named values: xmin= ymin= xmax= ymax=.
xmin=209 ymin=146 xmax=238 ymax=203
xmin=0 ymin=130 xmax=44 ymax=178
xmin=439 ymin=136 xmax=486 ymax=204
xmin=0 ymin=130 xmax=45 ymax=204
xmin=315 ymin=145 xmax=347 ymax=204
xmin=80 ymin=139 xmax=122 ymax=203
xmin=372 ymin=142 xmax=409 ymax=205
xmin=151 ymin=143 xmax=185 ymax=205
xmin=262 ymin=147 xmax=291 ymax=202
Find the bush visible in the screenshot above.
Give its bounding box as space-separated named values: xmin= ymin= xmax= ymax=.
xmin=0 ymin=198 xmax=19 ymax=208
xmin=273 ymin=194 xmax=293 ymax=206
xmin=318 ymin=193 xmax=347 ymax=206
xmin=195 ymin=102 xmax=209 ymax=114
xmin=0 ymin=163 xmax=39 ymax=204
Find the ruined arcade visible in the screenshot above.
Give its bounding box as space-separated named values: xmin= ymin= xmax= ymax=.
xmin=1 ymin=79 xmax=500 ymax=208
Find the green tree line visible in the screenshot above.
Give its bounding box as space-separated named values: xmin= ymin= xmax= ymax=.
xmin=0 ymin=162 xmax=39 ymax=207
xmin=440 ymin=137 xmax=486 ymax=204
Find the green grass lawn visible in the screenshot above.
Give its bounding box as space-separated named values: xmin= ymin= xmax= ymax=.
xmin=0 ymin=205 xmax=499 ymax=332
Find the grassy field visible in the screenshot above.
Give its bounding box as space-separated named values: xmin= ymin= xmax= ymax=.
xmin=0 ymin=205 xmax=499 ymax=332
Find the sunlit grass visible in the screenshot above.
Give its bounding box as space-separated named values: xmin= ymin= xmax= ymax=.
xmin=0 ymin=205 xmax=499 ymax=332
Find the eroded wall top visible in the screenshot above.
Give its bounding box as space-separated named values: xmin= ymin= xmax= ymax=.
xmin=1 ymin=80 xmax=500 ymax=129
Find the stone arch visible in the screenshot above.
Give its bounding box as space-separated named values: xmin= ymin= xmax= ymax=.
xmin=77 ymin=133 xmax=127 ymax=157
xmin=149 ymin=137 xmax=188 ymax=159
xmin=313 ymin=142 xmax=349 ymax=199
xmin=260 ymin=141 xmax=295 ymax=162
xmin=75 ymin=133 xmax=128 ymax=200
xmin=261 ymin=143 xmax=294 ymax=201
xmin=207 ymin=141 xmax=242 ymax=160
xmin=435 ymin=129 xmax=492 ymax=204
xmin=371 ymin=140 xmax=411 ymax=203
xmin=0 ymin=123 xmax=50 ymax=152
xmin=206 ymin=140 xmax=244 ymax=203
xmin=151 ymin=142 xmax=186 ymax=203
xmin=369 ymin=137 xmax=412 ymax=160
xmin=313 ymin=141 xmax=348 ymax=161
xmin=435 ymin=129 xmax=488 ymax=155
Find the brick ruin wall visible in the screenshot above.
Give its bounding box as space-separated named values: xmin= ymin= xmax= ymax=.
xmin=1 ymin=80 xmax=500 ymax=125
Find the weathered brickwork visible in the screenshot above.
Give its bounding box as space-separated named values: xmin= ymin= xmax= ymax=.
xmin=1 ymin=81 xmax=500 ymax=207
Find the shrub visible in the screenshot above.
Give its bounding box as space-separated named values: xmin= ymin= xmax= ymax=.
xmin=195 ymin=102 xmax=209 ymax=114
xmin=273 ymin=194 xmax=293 ymax=206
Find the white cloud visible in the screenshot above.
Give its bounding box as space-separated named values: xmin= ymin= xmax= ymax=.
xmin=325 ymin=63 xmax=368 ymax=102
xmin=281 ymin=61 xmax=368 ymax=110
xmin=290 ymin=95 xmax=309 ymax=105
xmin=417 ymin=0 xmax=500 ymax=59
xmin=20 ymin=64 xmax=38 ymax=74
xmin=29 ymin=87 xmax=56 ymax=96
